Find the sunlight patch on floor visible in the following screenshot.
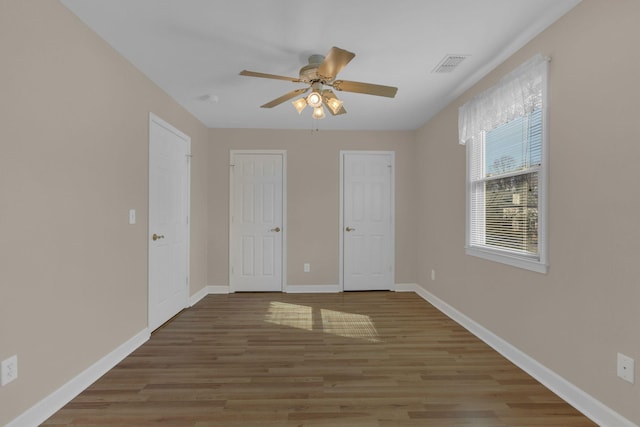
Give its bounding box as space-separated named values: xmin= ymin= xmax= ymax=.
xmin=264 ymin=301 xmax=380 ymax=342
xmin=264 ymin=301 xmax=313 ymax=331
xmin=320 ymin=308 xmax=380 ymax=342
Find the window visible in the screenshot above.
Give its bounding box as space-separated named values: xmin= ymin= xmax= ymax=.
xmin=459 ymin=54 xmax=548 ymax=273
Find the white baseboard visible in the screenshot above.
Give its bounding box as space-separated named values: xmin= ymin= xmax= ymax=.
xmin=190 ymin=285 xmax=210 ymax=305
xmin=284 ymin=283 xmax=415 ymax=293
xmin=394 ymin=283 xmax=416 ymax=292
xmin=190 ymin=285 xmax=230 ymax=305
xmin=208 ymin=285 xmax=231 ymax=294
xmin=192 ymin=284 xmax=342 ymax=299
xmin=192 ymin=283 xmax=413 ymax=296
xmin=8 ymin=328 xmax=150 ymax=427
xmin=285 ymin=284 xmax=341 ymax=293
xmin=404 ymin=283 xmax=636 ymax=427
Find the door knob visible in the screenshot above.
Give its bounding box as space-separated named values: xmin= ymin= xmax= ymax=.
xmin=152 ymin=233 xmax=165 ymax=241
xmin=345 ymin=226 xmax=356 ymax=232
xmin=270 ymin=227 xmax=281 ymax=232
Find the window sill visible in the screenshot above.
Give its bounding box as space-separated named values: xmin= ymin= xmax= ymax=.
xmin=465 ymin=246 xmax=548 ymax=274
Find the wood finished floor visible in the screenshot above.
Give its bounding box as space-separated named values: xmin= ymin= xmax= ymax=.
xmin=43 ymin=292 xmax=596 ymax=426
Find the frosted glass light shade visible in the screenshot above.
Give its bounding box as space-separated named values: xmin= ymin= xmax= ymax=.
xmin=325 ymin=97 xmax=343 ymax=115
xmin=306 ymin=91 xmax=323 ymax=108
xmin=312 ymin=106 xmax=326 ymax=119
xmin=292 ymin=97 xmax=307 ymax=114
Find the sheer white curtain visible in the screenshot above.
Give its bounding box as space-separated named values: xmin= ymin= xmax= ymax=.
xmin=458 ymin=54 xmax=549 ymax=145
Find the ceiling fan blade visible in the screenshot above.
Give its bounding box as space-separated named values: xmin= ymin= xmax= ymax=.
xmin=240 ymin=70 xmax=301 ymax=83
xmin=322 ymin=89 xmax=347 ymax=115
xmin=317 ymin=47 xmax=355 ymax=81
xmin=332 ymin=80 xmax=398 ymax=98
xmin=260 ymin=88 xmax=309 ymax=108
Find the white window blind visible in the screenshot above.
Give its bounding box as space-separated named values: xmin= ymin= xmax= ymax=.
xmin=461 ymin=55 xmax=548 ymax=273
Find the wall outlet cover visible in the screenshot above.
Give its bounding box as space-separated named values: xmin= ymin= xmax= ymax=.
xmin=1 ymin=355 xmax=18 ymax=386
xmin=617 ymin=352 xmax=635 ymax=384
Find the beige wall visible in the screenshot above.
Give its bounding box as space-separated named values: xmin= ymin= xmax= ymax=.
xmin=207 ymin=129 xmax=418 ymax=288
xmin=0 ymin=2 xmax=208 ymax=424
xmin=415 ymin=0 xmax=640 ymax=423
xmin=3 ymin=0 xmax=638 ymax=425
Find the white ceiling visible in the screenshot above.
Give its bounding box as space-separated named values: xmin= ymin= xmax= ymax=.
xmin=60 ymin=0 xmax=581 ymax=131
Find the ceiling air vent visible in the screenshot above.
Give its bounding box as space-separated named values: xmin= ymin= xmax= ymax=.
xmin=432 ymin=54 xmax=469 ymax=73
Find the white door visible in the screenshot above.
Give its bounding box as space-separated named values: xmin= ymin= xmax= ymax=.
xmin=230 ymin=151 xmax=285 ymax=292
xmin=148 ymin=114 xmax=190 ymax=331
xmin=342 ymin=151 xmax=394 ymax=291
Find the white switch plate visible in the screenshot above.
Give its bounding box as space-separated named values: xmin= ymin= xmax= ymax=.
xmin=431 ymin=269 xmax=436 ymax=281
xmin=304 ymin=263 xmax=310 ymax=273
xmin=617 ymin=353 xmax=635 ymax=384
xmin=1 ymin=355 xmax=18 ymax=386
xmin=129 ymin=209 xmax=136 ymax=224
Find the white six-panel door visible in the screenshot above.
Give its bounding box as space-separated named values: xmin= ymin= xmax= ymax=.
xmin=342 ymin=151 xmax=394 ymax=291
xmin=148 ymin=114 xmax=190 ymax=331
xmin=230 ymin=151 xmax=285 ymax=292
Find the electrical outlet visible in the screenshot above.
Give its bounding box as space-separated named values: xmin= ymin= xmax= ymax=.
xmin=431 ymin=269 xmax=435 ymax=281
xmin=1 ymin=355 xmax=18 ymax=386
xmin=617 ymin=353 xmax=635 ymax=384
xmin=304 ymin=263 xmax=310 ymax=273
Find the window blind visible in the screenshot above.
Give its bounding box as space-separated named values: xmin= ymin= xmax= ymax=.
xmin=470 ymin=110 xmax=542 ymax=257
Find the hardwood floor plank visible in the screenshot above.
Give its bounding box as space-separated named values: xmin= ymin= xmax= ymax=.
xmin=42 ymin=292 xmax=596 ymax=426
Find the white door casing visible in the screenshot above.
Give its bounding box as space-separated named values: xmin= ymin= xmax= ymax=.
xmin=341 ymin=151 xmax=394 ymax=291
xmin=148 ymin=113 xmax=190 ymax=331
xmin=230 ymin=151 xmax=285 ymax=292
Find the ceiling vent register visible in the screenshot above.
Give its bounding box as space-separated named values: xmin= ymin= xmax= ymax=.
xmin=432 ymin=55 xmax=469 ymax=73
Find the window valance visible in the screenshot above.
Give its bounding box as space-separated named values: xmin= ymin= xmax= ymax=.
xmin=458 ymin=54 xmax=549 ymax=145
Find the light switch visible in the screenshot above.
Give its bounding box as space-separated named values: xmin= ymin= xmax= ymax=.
xmin=129 ymin=209 xmax=136 ymax=225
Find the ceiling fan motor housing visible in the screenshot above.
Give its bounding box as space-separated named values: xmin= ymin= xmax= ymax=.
xmin=299 ymin=54 xmax=325 ymax=83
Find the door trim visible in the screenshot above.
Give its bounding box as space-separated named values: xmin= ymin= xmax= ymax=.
xmin=229 ymin=150 xmax=287 ymax=293
xmin=148 ymin=112 xmax=191 ymax=328
xmin=339 ymin=150 xmax=395 ymax=291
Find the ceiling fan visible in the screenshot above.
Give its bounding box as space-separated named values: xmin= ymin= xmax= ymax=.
xmin=239 ymin=47 xmax=398 ymax=119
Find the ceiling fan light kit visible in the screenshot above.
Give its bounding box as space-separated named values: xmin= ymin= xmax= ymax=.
xmin=240 ymin=46 xmax=397 ymax=120
xmin=325 ymin=97 xmax=343 ymax=115
xmin=292 ymin=97 xmax=307 ymax=114
xmin=312 ymin=106 xmax=326 ymax=120
xmin=306 ymin=90 xmax=323 ymax=108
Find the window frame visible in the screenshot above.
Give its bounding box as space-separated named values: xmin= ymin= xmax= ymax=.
xmin=464 ymin=64 xmax=549 ymax=274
